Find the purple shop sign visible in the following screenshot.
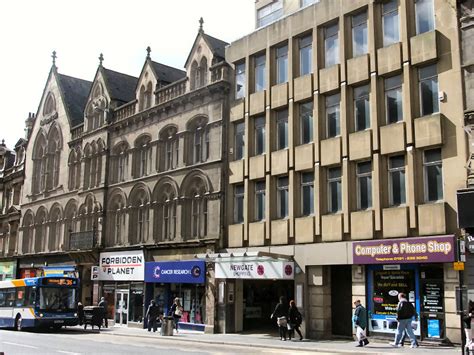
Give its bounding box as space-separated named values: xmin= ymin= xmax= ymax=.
xmin=352 ymin=235 xmax=456 ymax=264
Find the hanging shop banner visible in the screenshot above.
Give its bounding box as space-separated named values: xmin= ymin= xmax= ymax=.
xmin=0 ymin=261 xmax=17 ymax=281
xmin=145 ymin=261 xmax=205 ymax=284
xmin=353 ymin=235 xmax=455 ymax=264
xmin=99 ymin=250 xmax=144 ymax=281
xmin=215 ymin=260 xmax=294 ymax=279
xmin=42 ymin=266 xmax=76 ymax=277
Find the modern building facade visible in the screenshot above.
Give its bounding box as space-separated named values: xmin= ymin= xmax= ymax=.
xmin=224 ymin=0 xmax=467 ymax=343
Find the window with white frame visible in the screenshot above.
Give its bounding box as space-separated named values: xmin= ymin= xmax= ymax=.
xmin=352 ymin=11 xmax=368 ymax=57
xmin=276 ymin=109 xmax=288 ymax=150
xmin=235 ymin=62 xmax=246 ymax=99
xmin=354 ymin=85 xmax=370 ymax=131
xmin=300 ymin=102 xmax=313 ymax=144
xmin=299 ymin=35 xmax=312 ymax=76
xmin=356 ymin=161 xmax=372 ymax=210
xmin=235 ymin=122 xmax=245 ymax=160
xmin=254 ymin=116 xmax=266 ymax=155
xmin=415 ymin=0 xmax=435 ymax=35
xmin=326 ymin=94 xmax=341 ymax=138
xmin=301 ymin=172 xmax=314 ymax=216
xmin=234 ymin=184 xmax=245 ymax=223
xmin=424 ymin=148 xmax=443 ymax=202
xmin=277 ymin=176 xmax=289 ymax=219
xmin=276 ymin=44 xmax=288 ymax=84
xmin=328 ymin=167 xmax=342 ymax=213
xmin=324 ymin=23 xmax=339 ymax=67
xmin=254 ymin=54 xmax=266 ymax=92
xmin=255 ymin=180 xmax=266 ymax=221
xmin=388 ymin=155 xmax=406 ymax=206
xmin=382 ymin=0 xmax=399 ymax=46
xmin=257 ymin=0 xmax=283 ymax=28
xmin=419 ymin=64 xmax=439 ymax=116
xmin=385 ymin=75 xmax=403 ymax=124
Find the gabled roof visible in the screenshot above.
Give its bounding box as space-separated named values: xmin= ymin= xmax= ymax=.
xmin=150 ymin=61 xmax=186 ymax=85
xmin=14 ymin=138 xmax=27 ymax=148
xmin=57 ymin=73 xmax=92 ymax=127
xmin=184 ymin=32 xmax=229 ymax=68
xmin=102 ymin=68 xmax=138 ymax=104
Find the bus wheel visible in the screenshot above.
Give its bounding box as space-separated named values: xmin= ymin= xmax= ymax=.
xmin=14 ymin=315 xmax=22 ymax=331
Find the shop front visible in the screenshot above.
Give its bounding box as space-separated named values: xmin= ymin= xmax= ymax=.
xmin=0 ymin=260 xmax=17 ymax=280
xmin=353 ymin=235 xmax=456 ymax=341
xmin=98 ymin=250 xmax=145 ymax=328
xmin=144 ymin=260 xmax=206 ymax=331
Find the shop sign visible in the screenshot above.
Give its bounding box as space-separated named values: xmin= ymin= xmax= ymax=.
xmin=0 ymin=261 xmax=16 ymax=281
xmin=99 ymin=250 xmax=144 ymax=281
xmin=145 ymin=261 xmax=205 ymax=284
xmin=42 ymin=266 xmax=76 ymax=277
xmin=453 ymin=261 xmax=465 ymax=271
xmin=215 ymin=260 xmax=294 ymax=279
xmin=91 ymin=266 xmax=99 ymax=281
xmin=352 ymin=235 xmax=455 ymax=264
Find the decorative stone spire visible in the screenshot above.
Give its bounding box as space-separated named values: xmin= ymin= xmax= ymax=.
xmin=99 ymin=53 xmax=104 ymax=66
xmin=146 ymin=46 xmax=151 ymax=59
xmin=199 ymin=17 xmax=204 ymax=33
xmin=51 ymin=50 xmax=57 ymax=67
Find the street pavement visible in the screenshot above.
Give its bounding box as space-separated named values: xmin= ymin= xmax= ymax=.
xmin=0 ymin=326 xmax=459 ymax=355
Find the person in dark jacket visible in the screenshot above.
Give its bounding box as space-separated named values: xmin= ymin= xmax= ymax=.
xmin=464 ymin=300 xmax=474 ymax=346
xmin=390 ymin=293 xmax=418 ymax=348
xmin=353 ymin=300 xmax=369 ymax=347
xmin=169 ymin=297 xmax=183 ymax=333
xmin=146 ymin=300 xmax=161 ymax=332
xmin=98 ymin=297 xmax=108 ymax=328
xmin=77 ymin=302 xmax=84 ymax=326
xmin=271 ymin=296 xmax=289 ymax=341
xmin=288 ymin=300 xmax=303 ymax=341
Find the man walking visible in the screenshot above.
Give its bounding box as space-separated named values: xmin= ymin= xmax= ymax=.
xmin=390 ymin=293 xmax=418 ymax=348
xmin=353 ymin=300 xmax=369 ymax=347
xmin=146 ymin=300 xmax=160 ymax=332
xmin=98 ymin=296 xmax=108 ymax=328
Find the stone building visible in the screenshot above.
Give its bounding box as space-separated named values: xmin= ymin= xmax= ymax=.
xmin=221 ymin=0 xmax=467 ymax=343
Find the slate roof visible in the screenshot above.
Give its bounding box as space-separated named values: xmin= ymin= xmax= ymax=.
xmin=150 ymin=61 xmax=186 ymax=85
xmin=203 ymin=33 xmax=228 ymax=61
xmin=58 ymin=74 xmax=92 ymax=127
xmin=102 ymin=68 xmax=139 ymax=104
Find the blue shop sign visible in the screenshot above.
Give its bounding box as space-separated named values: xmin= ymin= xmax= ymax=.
xmin=145 ymin=260 xmax=205 ymax=284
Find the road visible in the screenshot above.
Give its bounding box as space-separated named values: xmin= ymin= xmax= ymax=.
xmin=0 ymin=328 xmax=315 ymax=355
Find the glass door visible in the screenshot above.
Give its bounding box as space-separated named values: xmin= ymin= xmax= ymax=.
xmin=115 ymin=290 xmax=129 ymax=326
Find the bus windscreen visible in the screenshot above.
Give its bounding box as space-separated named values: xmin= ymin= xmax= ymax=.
xmin=39 ymin=287 xmax=77 ymax=312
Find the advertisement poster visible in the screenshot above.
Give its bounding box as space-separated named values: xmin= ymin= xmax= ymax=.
xmin=422 ymin=282 xmax=444 ymax=313
xmin=0 ymin=261 xmax=16 ymax=281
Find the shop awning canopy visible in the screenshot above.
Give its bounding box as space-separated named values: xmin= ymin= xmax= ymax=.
xmin=194 ymin=251 xmax=293 ymax=262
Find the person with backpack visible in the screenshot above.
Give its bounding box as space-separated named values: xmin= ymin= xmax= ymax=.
xmin=390 ymin=292 xmax=418 ymax=348
xmin=353 ymin=300 xmax=369 ymax=347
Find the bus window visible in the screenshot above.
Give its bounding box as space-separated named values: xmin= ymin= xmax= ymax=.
xmin=26 ymin=287 xmax=36 ymax=307
xmin=16 ymin=287 xmax=26 ymax=307
xmin=5 ymin=288 xmax=15 ymax=307
xmin=0 ymin=290 xmax=5 ymax=307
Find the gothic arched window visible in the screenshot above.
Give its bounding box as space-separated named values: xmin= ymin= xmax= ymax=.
xmin=129 ymin=187 xmax=150 ymax=245
xmin=159 ymin=126 xmax=179 ymax=171
xmin=32 ymin=132 xmax=47 ymax=194
xmin=133 ymin=135 xmax=151 ymax=178
xmin=154 ymin=181 xmax=178 ymax=242
xmin=49 ymin=205 xmax=62 ymax=252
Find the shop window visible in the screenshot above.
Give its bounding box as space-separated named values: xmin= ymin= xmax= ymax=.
xmin=129 ymin=284 xmax=144 ymax=324
xmin=255 ymin=180 xmax=266 ymax=221
xmin=418 ymin=64 xmax=439 ymax=117
xmin=356 ymin=161 xmax=372 ymax=210
xmin=275 ymin=44 xmax=288 ymax=84
xmin=388 ymin=155 xmax=406 ymax=206
xmin=299 ymin=35 xmax=312 ymax=76
xmin=415 ymin=0 xmax=435 ymax=35
xmin=300 ymin=102 xmax=313 ymax=144
xmin=276 ymin=109 xmax=288 ymax=150
xmin=235 ymin=62 xmax=246 ymax=99
xmin=326 ymin=93 xmax=341 ymax=138
xmin=352 ymin=11 xmax=368 ymax=57
xmin=301 ymin=171 xmax=314 ymax=216
xmin=327 ymin=167 xmax=342 ymax=213
xmin=385 ymin=75 xmax=403 ymax=124
xmin=234 ymin=184 xmax=245 ymax=224
xmin=234 ymin=122 xmax=245 ymax=160
xmin=254 ymin=116 xmax=266 ymax=155
xmin=423 ymin=148 xmax=443 ymax=202
xmin=324 ymin=23 xmax=339 ymax=68
xmin=254 ymin=54 xmax=266 ymax=92
xmin=382 ymin=0 xmax=400 ymax=46
xmin=354 ymin=85 xmax=370 ymax=131
xmin=277 ymin=176 xmax=289 ymax=219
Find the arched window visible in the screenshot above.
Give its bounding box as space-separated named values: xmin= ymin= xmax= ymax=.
xmin=112 ymin=142 xmax=129 ymax=183
xmin=133 ymin=136 xmax=151 ymax=178
xmin=159 ymin=126 xmax=179 ymax=171
xmin=64 ymin=200 xmax=77 ymax=250
xmin=153 ymin=180 xmax=178 ymax=242
xmin=21 ymin=211 xmax=34 ymax=254
xmin=145 ymin=82 xmax=153 ymax=109
xmin=75 ymin=149 xmax=82 ymax=189
xmin=129 ymin=186 xmax=150 ymax=245
xmin=191 ymin=61 xmax=199 ymax=90
xmin=108 ymin=192 xmax=126 ymax=247
xmin=32 ymin=132 xmax=47 ymax=194
xmin=199 ymin=57 xmax=208 ymax=87
xmin=181 ymin=173 xmax=210 ymax=240
xmin=83 ymin=144 xmax=92 ymax=189
xmin=68 ymin=149 xmax=81 ymax=190
xmin=34 ymin=208 xmax=47 ymax=253
xmin=49 ymin=205 xmax=62 ymax=252
xmin=79 ymin=196 xmax=98 ymax=232
xmin=186 ymin=116 xmax=209 ymax=165
xmin=46 ymin=125 xmax=62 ymax=189
xmin=87 ymin=84 xmax=106 ymax=131
xmin=43 ymin=93 xmax=56 ymax=116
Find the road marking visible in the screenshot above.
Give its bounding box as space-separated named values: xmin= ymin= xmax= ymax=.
xmin=57 ymin=351 xmax=81 ymax=355
xmin=2 ymin=341 xmax=38 ymax=349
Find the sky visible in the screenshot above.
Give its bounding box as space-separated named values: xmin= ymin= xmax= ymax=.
xmin=0 ymin=0 xmax=255 ymax=149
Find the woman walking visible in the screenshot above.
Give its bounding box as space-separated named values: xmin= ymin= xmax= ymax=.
xmin=288 ymin=300 xmax=303 ymax=341
xmin=169 ymin=297 xmax=183 ymax=333
xmin=271 ymin=296 xmax=289 ymax=341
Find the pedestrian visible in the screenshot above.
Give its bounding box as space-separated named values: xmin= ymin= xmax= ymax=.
xmin=77 ymin=301 xmax=84 ymax=326
xmin=98 ymin=296 xmax=108 ymax=328
xmin=464 ymin=300 xmax=474 ymax=347
xmin=288 ymin=300 xmax=303 ymax=341
xmin=389 ymin=293 xmax=418 ymax=348
xmin=146 ymin=300 xmax=160 ymax=332
xmin=353 ymin=300 xmax=369 ymax=347
xmin=169 ymin=297 xmax=183 ymax=333
xmin=271 ymin=296 xmax=289 ymax=341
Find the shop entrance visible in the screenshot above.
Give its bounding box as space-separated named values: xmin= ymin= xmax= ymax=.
xmin=331 ymin=265 xmax=353 ymax=337
xmin=242 ymin=280 xmax=293 ymax=332
xmin=115 ymin=290 xmax=129 ymax=326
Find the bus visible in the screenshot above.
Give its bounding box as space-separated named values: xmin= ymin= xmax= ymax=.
xmin=0 ymin=276 xmax=80 ymax=330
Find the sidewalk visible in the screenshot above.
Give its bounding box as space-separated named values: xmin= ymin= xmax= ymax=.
xmin=95 ymin=326 xmax=459 ymax=354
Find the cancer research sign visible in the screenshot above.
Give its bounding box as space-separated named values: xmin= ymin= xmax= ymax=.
xmin=215 ymin=261 xmax=294 ymax=279
xmin=352 ymin=235 xmax=456 ymax=264
xmin=145 ymin=261 xmax=205 ymax=284
xmin=99 ymin=250 xmax=145 ymax=281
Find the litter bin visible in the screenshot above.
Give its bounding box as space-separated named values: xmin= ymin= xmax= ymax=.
xmin=160 ymin=316 xmax=174 ymax=336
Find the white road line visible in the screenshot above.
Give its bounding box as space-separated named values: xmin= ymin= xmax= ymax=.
xmin=2 ymin=341 xmax=38 ymax=349
xmin=57 ymin=351 xmax=81 ymax=355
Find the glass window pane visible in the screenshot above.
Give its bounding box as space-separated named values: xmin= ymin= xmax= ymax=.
xmin=276 ymin=45 xmax=288 ymax=84
xmin=424 ymin=148 xmax=441 ymax=163
xmin=415 ymin=0 xmax=435 ymax=35
xmin=254 ymin=116 xmax=266 ymax=155
xmin=235 ymin=122 xmax=245 ymax=160
xmin=389 ymin=155 xmax=405 ymax=169
xmin=352 ymin=12 xmax=368 ymax=57
xmin=235 ymin=62 xmax=245 ymax=99
xmin=354 ymin=85 xmax=370 ymax=131
xmin=277 ymin=110 xmax=288 ymax=150
xmin=325 ymin=24 xmax=339 ymax=67
xmin=299 ymin=35 xmax=312 ymax=76
xmin=300 ymin=102 xmax=313 ymax=144
xmin=255 ymin=55 xmax=266 ymax=92
xmin=326 ymin=94 xmax=340 ymax=137
xmin=383 ymin=0 xmax=399 ymax=46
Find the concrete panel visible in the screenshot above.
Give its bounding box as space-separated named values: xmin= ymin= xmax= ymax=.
xmin=377 ymin=43 xmax=402 ymax=76
xmin=347 ymin=54 xmax=370 ymax=86
xmin=230 ymin=101 xmax=245 ymax=122
xmin=319 ymin=65 xmax=340 ymax=94
xmin=294 ymin=74 xmax=313 ymax=102
xmin=418 ymin=202 xmax=446 ymax=236
xmin=249 ymin=222 xmax=265 ymax=247
xmin=229 ymin=160 xmax=244 ymax=184
xmin=382 ymin=207 xmax=409 ymax=238
xmin=271 ymin=82 xmax=289 ymax=109
xmin=410 ymin=30 xmax=438 ymax=66
xmin=295 ymin=216 xmax=315 ymax=244
xmin=249 ymin=91 xmax=266 ymax=116
xmin=321 ymin=214 xmax=343 ymax=242
xmin=271 ymin=219 xmax=289 ymax=245
xmin=295 ymin=143 xmax=314 ymax=171
xmin=271 ymin=149 xmax=289 ymax=175
xmin=320 ymin=137 xmax=341 ymax=166
xmin=249 ymin=155 xmax=266 ymax=180
xmin=414 ymin=113 xmax=443 ymax=148
xmin=228 ymin=224 xmax=244 ymax=248
xmin=350 ymin=210 xmax=374 ymax=240
xmin=349 ymin=130 xmax=372 ymax=161
xmin=380 ymin=122 xmax=406 ymax=155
